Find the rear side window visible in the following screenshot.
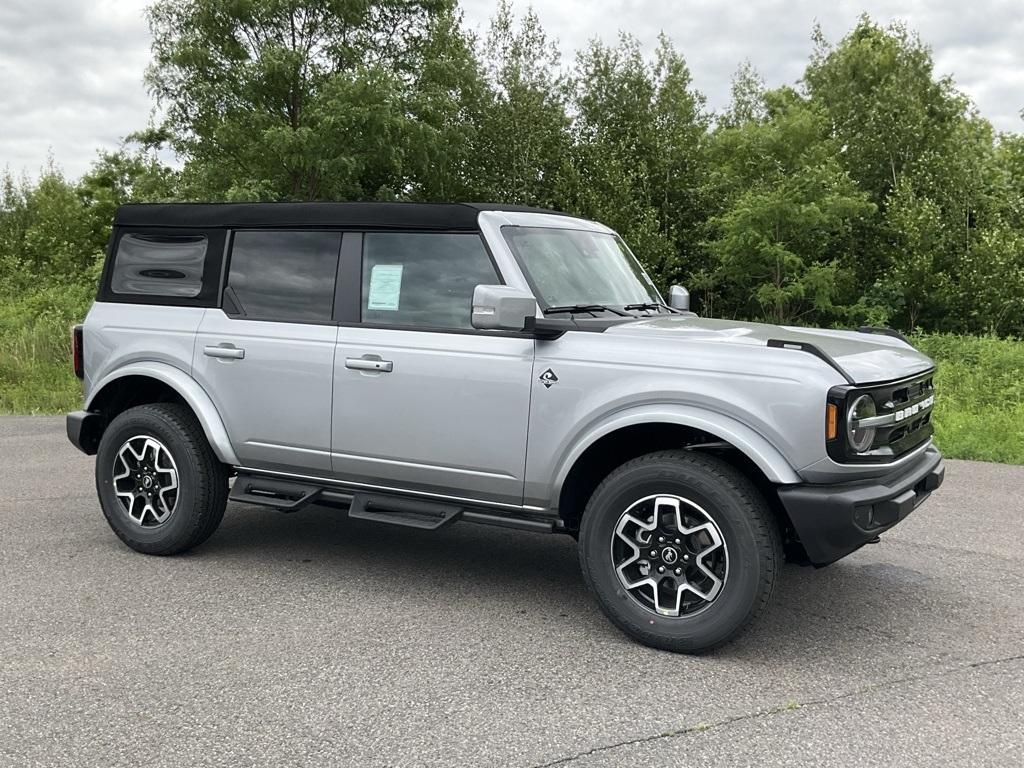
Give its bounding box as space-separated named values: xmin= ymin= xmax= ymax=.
xmin=227 ymin=231 xmax=341 ymax=323
xmin=361 ymin=233 xmax=498 ymax=329
xmin=110 ymin=234 xmax=207 ymax=297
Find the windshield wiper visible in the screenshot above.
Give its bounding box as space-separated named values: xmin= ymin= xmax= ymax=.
xmin=624 ymin=302 xmax=684 ymax=315
xmin=543 ymin=304 xmax=633 ymax=317
xmin=624 ymin=301 xmax=686 ymax=315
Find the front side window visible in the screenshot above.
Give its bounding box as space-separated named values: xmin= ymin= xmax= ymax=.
xmin=110 ymin=234 xmax=207 ymax=297
xmin=227 ymin=231 xmax=341 ymax=322
xmin=502 ymin=226 xmax=661 ymax=309
xmin=361 ymin=233 xmax=499 ymax=329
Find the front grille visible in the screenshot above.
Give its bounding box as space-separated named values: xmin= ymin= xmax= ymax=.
xmin=827 ymin=369 xmax=936 ymax=463
xmin=872 ymin=372 xmax=935 ymax=458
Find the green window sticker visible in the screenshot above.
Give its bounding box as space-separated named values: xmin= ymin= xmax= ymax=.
xmin=367 ymin=264 xmax=403 ymax=310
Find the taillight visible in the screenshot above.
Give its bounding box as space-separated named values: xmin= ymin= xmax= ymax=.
xmin=72 ymin=324 xmax=84 ymax=380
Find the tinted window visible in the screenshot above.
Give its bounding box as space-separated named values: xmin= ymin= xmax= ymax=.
xmin=111 ymin=234 xmax=207 ymax=297
xmin=228 ymin=231 xmax=341 ymax=322
xmin=361 ymin=233 xmax=498 ymax=329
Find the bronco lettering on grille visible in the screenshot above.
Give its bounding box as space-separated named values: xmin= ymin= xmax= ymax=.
xmin=894 ymin=394 xmax=935 ymax=424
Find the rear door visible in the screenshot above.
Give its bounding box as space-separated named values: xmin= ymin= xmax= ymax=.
xmin=331 ymin=232 xmax=535 ymax=506
xmin=193 ymin=230 xmax=341 ymax=474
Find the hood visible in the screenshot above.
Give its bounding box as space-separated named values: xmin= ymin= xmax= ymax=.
xmin=606 ymin=315 xmax=934 ymax=385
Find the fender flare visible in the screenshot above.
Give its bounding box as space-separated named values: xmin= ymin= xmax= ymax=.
xmin=86 ymin=362 xmax=240 ymax=466
xmin=549 ymin=404 xmax=802 ymax=509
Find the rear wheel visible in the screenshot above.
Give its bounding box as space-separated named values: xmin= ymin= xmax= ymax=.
xmin=95 ymin=403 xmax=228 ymax=555
xmin=579 ymin=450 xmax=780 ymax=652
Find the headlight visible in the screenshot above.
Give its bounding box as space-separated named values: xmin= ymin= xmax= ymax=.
xmin=847 ymin=394 xmax=877 ymax=453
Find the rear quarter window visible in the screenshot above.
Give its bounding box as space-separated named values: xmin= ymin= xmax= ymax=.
xmin=110 ymin=234 xmax=207 ymax=297
xmin=101 ymin=228 xmax=225 ymax=306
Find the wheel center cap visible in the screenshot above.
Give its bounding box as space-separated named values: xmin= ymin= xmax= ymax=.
xmin=142 ymin=476 xmax=154 ymax=489
xmin=661 ymin=547 xmax=679 ymax=564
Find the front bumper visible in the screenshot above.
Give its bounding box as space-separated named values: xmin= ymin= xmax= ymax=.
xmin=777 ymin=445 xmax=944 ymax=565
xmin=67 ymin=410 xmax=104 ymax=455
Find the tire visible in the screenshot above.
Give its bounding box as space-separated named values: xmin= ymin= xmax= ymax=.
xmin=579 ymin=450 xmax=780 ymax=653
xmin=95 ymin=403 xmax=229 ymax=555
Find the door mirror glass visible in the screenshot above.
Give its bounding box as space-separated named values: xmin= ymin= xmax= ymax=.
xmin=471 ymin=285 xmax=539 ymax=331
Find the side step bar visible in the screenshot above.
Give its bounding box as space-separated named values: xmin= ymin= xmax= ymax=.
xmin=229 ymin=473 xmax=554 ymax=533
xmin=229 ymin=475 xmax=322 ymax=512
xmin=345 ymin=493 xmax=554 ymax=533
xmin=349 ymin=493 xmax=463 ymax=531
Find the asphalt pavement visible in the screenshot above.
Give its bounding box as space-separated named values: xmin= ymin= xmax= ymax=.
xmin=1 ymin=416 xmax=1022 ymax=767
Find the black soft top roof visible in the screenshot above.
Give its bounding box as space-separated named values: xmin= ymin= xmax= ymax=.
xmin=112 ymin=202 xmax=567 ymax=230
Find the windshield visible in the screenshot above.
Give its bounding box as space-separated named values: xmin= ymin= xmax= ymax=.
xmin=502 ymin=226 xmax=662 ymax=309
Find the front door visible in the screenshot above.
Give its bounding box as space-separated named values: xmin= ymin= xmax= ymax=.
xmin=331 ymin=232 xmax=534 ymax=506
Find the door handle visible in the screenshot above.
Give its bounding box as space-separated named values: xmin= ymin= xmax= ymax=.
xmin=345 ymin=357 xmax=393 ymax=373
xmin=204 ymin=345 xmax=245 ymax=360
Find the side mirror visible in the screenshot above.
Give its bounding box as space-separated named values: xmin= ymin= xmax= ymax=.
xmin=471 ymin=285 xmax=539 ymax=331
xmin=668 ymin=285 xmax=690 ymax=311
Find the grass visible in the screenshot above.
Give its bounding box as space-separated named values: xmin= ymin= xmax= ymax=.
xmin=2 ymin=308 xmax=1022 ymax=465
xmin=0 ymin=314 xmax=83 ymax=414
xmin=915 ymin=334 xmax=1024 ymax=464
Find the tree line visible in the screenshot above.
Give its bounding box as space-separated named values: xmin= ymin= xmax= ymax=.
xmin=3 ymin=0 xmax=1024 ymax=337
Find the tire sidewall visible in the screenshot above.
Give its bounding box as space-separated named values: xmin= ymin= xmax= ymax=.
xmin=580 ymin=455 xmax=769 ymax=651
xmin=96 ymin=407 xmax=203 ymax=553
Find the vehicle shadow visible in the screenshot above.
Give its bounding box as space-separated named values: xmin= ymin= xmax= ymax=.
xmin=197 ymin=502 xmax=957 ymax=661
xmin=199 ymin=501 xmax=593 ymax=610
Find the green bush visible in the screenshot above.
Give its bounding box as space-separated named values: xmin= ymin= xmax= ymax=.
xmin=0 ymin=286 xmax=91 ymax=414
xmin=915 ymin=334 xmax=1024 ymax=464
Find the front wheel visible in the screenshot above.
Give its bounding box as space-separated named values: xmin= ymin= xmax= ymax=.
xmin=95 ymin=403 xmax=229 ymax=555
xmin=579 ymin=451 xmax=780 ymax=652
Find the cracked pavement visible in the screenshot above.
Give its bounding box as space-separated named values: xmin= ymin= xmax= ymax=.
xmin=1 ymin=416 xmax=1022 ymax=766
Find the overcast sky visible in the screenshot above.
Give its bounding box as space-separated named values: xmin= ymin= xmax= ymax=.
xmin=2 ymin=0 xmax=1022 ymax=181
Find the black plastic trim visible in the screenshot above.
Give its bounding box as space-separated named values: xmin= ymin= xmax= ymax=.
xmin=523 ymin=316 xmax=570 ymax=339
xmin=66 ymin=410 xmax=104 ymax=455
xmin=857 ymin=325 xmax=911 ymax=345
xmin=334 ymin=232 xmax=363 ymax=324
xmin=221 ymin=286 xmax=243 ymax=316
xmin=767 ymin=338 xmax=855 ymax=384
xmin=778 ymin=446 xmax=944 ymax=564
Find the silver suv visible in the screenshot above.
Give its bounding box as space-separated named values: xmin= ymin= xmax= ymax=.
xmin=67 ymin=202 xmax=944 ymax=652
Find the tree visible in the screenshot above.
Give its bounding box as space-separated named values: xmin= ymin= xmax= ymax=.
xmin=402 ymin=8 xmax=490 ymax=202
xmin=471 ymin=0 xmax=570 ymax=206
xmin=719 ymin=60 xmax=767 ymax=129
xmin=77 ymin=144 xmax=182 ymax=253
xmin=804 ymin=17 xmax=968 ymax=208
xmin=145 ymin=0 xmax=475 ymax=201
xmin=706 ymin=89 xmax=874 ymax=324
xmin=563 ymin=34 xmax=709 ymax=288
xmin=0 ymin=162 xmax=96 ymax=288
xmin=802 ymin=16 xmax=1009 ymax=332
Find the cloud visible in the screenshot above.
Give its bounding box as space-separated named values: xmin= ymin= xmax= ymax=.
xmin=0 ymin=0 xmax=153 ymax=179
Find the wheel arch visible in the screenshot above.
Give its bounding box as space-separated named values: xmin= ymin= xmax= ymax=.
xmin=85 ymin=363 xmax=239 ymax=466
xmin=552 ymin=407 xmax=802 ymax=539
